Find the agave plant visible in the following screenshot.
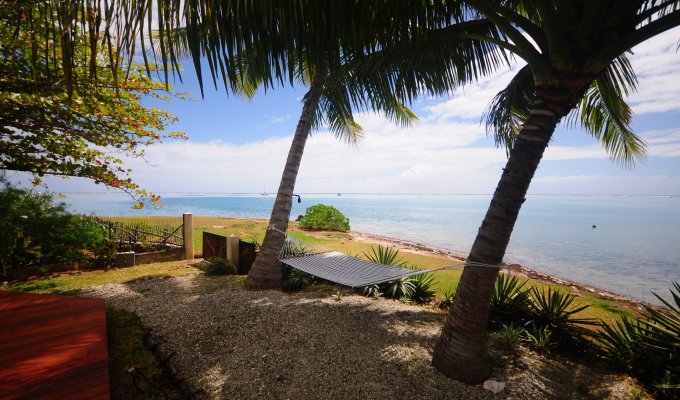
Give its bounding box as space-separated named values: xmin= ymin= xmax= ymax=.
xmin=408 ymin=270 xmax=437 ymax=304
xmin=499 ymin=322 xmax=526 ymax=350
xmin=363 ymin=245 xmax=407 ymax=268
xmin=525 ymin=287 xmax=596 ymax=345
xmin=438 ymin=287 xmax=456 ymax=310
xmin=382 ymin=277 xmax=416 ymax=300
xmin=522 ymin=325 xmax=555 ymax=354
xmin=489 ymin=273 xmax=530 ymax=328
xmin=283 ymin=267 xmax=316 ymax=291
xmin=598 ymin=282 xmax=680 ymax=394
xmin=361 ymin=284 xmax=382 ymax=298
xmin=280 ymin=237 xmax=310 ymax=258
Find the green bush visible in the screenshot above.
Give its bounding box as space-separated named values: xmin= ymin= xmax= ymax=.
xmin=299 ymin=204 xmax=350 ymax=232
xmin=204 ymin=258 xmax=237 ymax=276
xmin=0 ymin=178 xmax=112 ymax=279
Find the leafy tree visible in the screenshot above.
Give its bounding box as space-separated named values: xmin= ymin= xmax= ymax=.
xmin=0 ymin=3 xmax=186 ymax=206
xmin=299 ymin=204 xmax=350 ymax=232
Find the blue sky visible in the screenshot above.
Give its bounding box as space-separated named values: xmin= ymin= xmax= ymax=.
xmin=12 ymin=27 xmax=680 ymax=196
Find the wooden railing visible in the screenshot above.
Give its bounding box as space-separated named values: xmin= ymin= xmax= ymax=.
xmin=95 ymin=217 xmax=184 ymax=248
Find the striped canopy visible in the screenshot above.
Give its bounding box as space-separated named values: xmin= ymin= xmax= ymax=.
xmin=280 ymin=251 xmax=430 ymax=288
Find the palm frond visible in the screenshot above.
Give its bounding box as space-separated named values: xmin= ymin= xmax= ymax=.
xmin=567 ymin=55 xmax=647 ymax=168
xmin=482 ymin=64 xmax=534 ymax=154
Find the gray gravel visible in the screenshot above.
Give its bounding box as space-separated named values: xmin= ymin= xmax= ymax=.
xmin=87 ymin=275 xmax=646 ymax=399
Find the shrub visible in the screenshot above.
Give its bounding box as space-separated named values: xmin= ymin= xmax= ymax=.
xmin=204 ymin=258 xmax=237 ymax=276
xmin=0 ymin=179 xmax=112 ymax=279
xmin=362 ymin=284 xmax=382 ymax=298
xmin=280 ymin=237 xmax=310 ymax=258
xmin=382 ymin=277 xmax=415 ymax=299
xmin=299 ymin=204 xmax=350 ymax=232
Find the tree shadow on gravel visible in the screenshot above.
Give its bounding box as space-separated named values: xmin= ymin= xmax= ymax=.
xmin=93 ymin=275 xmax=646 ymax=400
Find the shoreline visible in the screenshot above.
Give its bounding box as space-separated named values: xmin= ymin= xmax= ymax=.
xmin=346 ymin=229 xmax=650 ymax=309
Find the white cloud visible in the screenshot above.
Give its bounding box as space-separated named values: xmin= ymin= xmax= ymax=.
xmin=625 ymin=26 xmax=680 ymax=114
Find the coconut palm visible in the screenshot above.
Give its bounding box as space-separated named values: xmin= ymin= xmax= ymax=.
xmin=142 ymin=2 xmax=509 ymax=290
xmin=424 ymin=1 xmax=680 ymax=383
xmin=244 ymin=57 xmax=417 ymax=290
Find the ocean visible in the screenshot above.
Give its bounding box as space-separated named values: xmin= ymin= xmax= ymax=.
xmin=64 ymin=192 xmax=680 ymax=305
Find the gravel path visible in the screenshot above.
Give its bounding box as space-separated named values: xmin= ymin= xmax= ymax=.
xmin=87 ymin=275 xmax=645 ymax=399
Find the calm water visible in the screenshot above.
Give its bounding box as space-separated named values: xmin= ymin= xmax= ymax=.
xmin=64 ymin=192 xmax=680 ymax=304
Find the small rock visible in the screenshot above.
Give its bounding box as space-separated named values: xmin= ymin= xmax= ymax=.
xmin=483 ymin=379 xmax=506 ymax=394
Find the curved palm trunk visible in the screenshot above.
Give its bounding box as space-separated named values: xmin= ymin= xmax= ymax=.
xmin=432 ymin=86 xmax=589 ymax=383
xmin=244 ymin=71 xmax=326 ymax=290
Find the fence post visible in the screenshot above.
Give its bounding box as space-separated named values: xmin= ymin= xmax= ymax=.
xmin=227 ymin=234 xmax=240 ymax=267
xmin=183 ymin=213 xmax=194 ymax=260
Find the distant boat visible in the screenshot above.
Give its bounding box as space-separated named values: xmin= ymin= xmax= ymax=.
xmin=337 ymin=192 xmax=342 ymax=197
xmin=261 ymin=185 xmax=268 ymax=196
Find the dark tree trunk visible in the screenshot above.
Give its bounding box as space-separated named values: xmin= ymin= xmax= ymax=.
xmin=432 ymin=86 xmax=588 ymax=383
xmin=244 ymin=69 xmax=326 ymax=290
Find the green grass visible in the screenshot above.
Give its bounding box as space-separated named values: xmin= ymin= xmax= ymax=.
xmin=92 ymin=216 xmax=639 ymax=326
xmin=8 ymin=260 xmax=200 ymax=294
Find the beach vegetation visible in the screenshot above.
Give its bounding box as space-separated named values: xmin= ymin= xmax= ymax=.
xmin=299 ymin=204 xmax=350 ymax=232
xmin=438 ymin=288 xmax=456 ymax=310
xmin=0 ymin=179 xmax=114 ymax=280
xmin=523 ymin=325 xmax=555 ymax=355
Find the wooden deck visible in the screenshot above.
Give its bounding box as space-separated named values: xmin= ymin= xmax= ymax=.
xmin=0 ymin=290 xmax=110 ymax=399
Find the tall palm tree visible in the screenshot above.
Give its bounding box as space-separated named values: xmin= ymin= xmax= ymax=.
xmin=244 ymin=56 xmax=416 ymax=290
xmin=424 ymin=0 xmax=680 ymax=383
xmin=142 ymin=2 xmax=509 ymax=290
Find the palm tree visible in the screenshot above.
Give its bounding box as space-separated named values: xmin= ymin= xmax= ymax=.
xmin=244 ymin=56 xmax=416 ymax=290
xmin=140 ymin=2 xmax=508 ymax=290
xmin=424 ymin=1 xmax=680 ymax=383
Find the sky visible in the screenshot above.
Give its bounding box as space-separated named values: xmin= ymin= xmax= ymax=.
xmin=10 ymin=27 xmax=680 ymax=196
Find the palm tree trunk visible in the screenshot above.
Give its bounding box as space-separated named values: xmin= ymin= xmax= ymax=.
xmin=244 ymin=69 xmax=326 ymax=290
xmin=432 ymin=87 xmax=585 ymax=383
